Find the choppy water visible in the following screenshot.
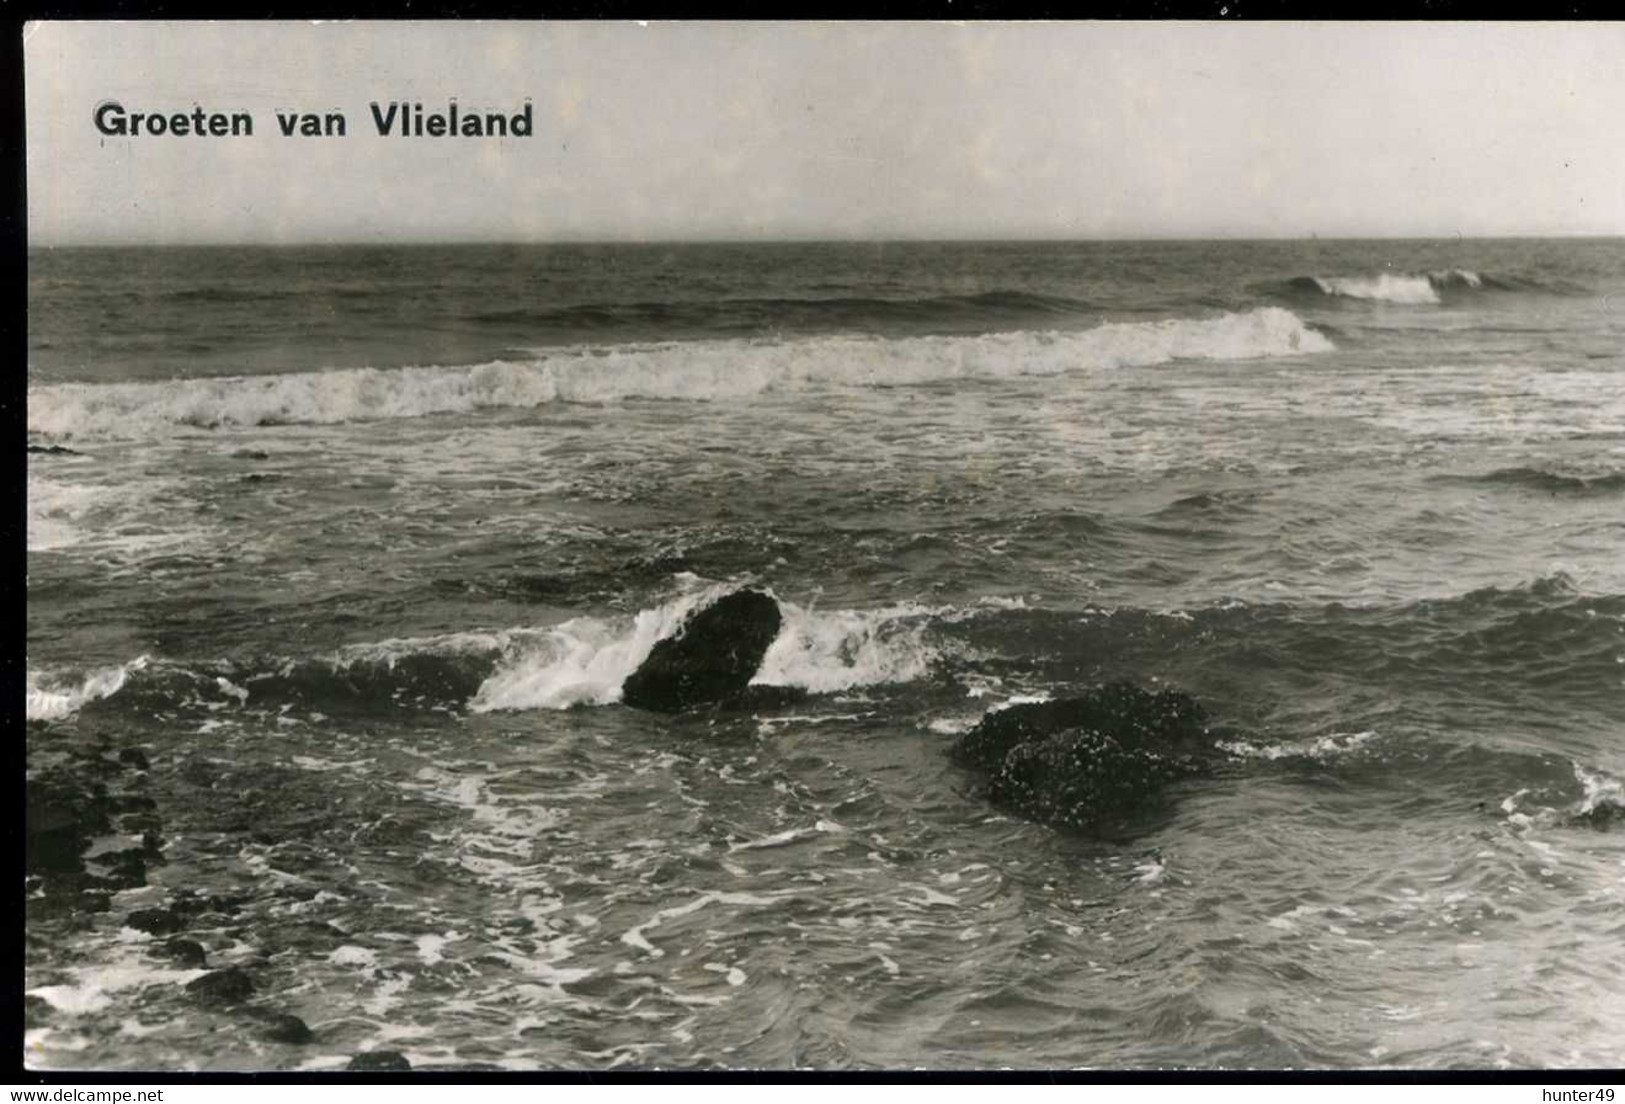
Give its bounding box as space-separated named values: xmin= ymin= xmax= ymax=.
xmin=25 ymin=239 xmax=1625 ymax=1070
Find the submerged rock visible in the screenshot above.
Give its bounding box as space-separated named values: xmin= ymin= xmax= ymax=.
xmin=157 ymin=938 xmax=208 ymax=968
xmin=949 ymin=681 xmax=1223 ymax=834
xmin=27 ymin=777 xmax=114 ymax=875
xmin=98 ymin=849 xmax=150 ymax=890
xmin=24 ymin=993 xmax=55 ymax=1028
xmin=1570 ymin=801 xmax=1623 ymax=830
xmin=256 ymin=1011 xmax=314 ymax=1044
xmin=620 ymin=589 xmax=783 ymax=713
xmin=186 ymin=967 xmax=256 ymax=1006
xmin=347 ymin=1050 xmax=412 ymax=1071
xmin=126 ymin=907 xmax=187 ymax=936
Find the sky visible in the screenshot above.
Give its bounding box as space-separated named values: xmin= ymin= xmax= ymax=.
xmin=24 ymin=20 xmax=1625 ymax=244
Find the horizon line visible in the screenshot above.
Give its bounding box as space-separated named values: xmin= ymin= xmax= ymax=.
xmin=29 ymin=231 xmax=1625 ymax=248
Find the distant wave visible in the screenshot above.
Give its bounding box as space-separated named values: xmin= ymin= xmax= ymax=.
xmin=1441 ymin=466 xmax=1625 ymax=497
xmin=1263 ymin=269 xmax=1585 ymax=306
xmin=27 ymin=308 xmax=1332 ymax=440
xmin=472 ymin=289 xmax=1098 ymax=334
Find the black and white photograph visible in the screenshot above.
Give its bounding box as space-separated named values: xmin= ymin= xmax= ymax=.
xmin=21 ymin=20 xmax=1625 ymax=1073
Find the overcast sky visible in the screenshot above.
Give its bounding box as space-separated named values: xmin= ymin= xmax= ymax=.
xmin=25 ymin=21 xmax=1625 ymax=244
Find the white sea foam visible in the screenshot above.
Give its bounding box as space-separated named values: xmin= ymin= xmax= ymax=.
xmin=1313 ymin=275 xmax=1442 ymax=305
xmin=728 ymin=820 xmax=846 ymax=852
xmin=329 ymin=945 xmax=379 ymax=969
xmin=619 ymin=890 xmax=789 ymax=958
xmin=1218 ymin=729 xmax=1378 ymax=761
xmin=470 ymin=586 xmax=941 ymax=713
xmin=986 ymin=692 xmax=1054 ymax=713
xmin=29 ymin=309 xmax=1333 ymax=440
xmin=1574 ymin=764 xmax=1622 ymax=816
xmin=26 ymin=473 xmax=117 ymax=551
xmin=27 ymin=960 xmax=208 ymax=1017
xmin=28 ymin=469 xmax=209 ymax=558
xmin=26 ymin=657 xmax=151 ymax=722
xmin=1310 ymin=269 xmax=1485 ymax=305
xmin=470 ymin=581 xmax=738 ymax=712
xmin=752 ymin=600 xmax=939 ymax=694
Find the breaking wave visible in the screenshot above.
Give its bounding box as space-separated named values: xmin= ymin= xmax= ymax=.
xmin=471 ymin=583 xmax=940 ymax=712
xmin=26 ymin=657 xmax=151 ymax=722
xmin=20 ymin=587 xmax=943 ymax=721
xmin=29 ymin=308 xmax=1332 ymax=440
xmin=1267 ymin=269 xmax=1583 ymax=306
xmin=471 ymin=582 xmax=740 ymax=712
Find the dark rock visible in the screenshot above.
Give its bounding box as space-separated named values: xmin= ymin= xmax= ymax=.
xmin=31 ymin=872 xmax=114 ymax=913
xmin=1570 ymin=801 xmax=1622 ymax=830
xmin=257 ymin=1012 xmax=314 ymax=1044
xmin=97 ymin=851 xmax=148 ymax=890
xmin=27 ymin=890 xmax=82 ymax=922
xmin=347 ymin=1050 xmax=412 ymax=1071
xmin=28 ymin=444 xmax=81 ymax=456
xmin=127 ymin=907 xmax=186 ymax=936
xmin=76 ymin=890 xmax=113 ymax=914
xmin=621 ymin=589 xmax=783 ymax=713
xmin=185 ymin=967 xmax=256 ymax=1006
xmin=26 ymin=824 xmax=90 ymax=876
xmin=27 ymin=777 xmax=114 ymax=875
xmin=158 ymin=938 xmax=208 ymax=968
xmin=951 ymin=681 xmax=1214 ymax=773
xmin=118 ymin=747 xmax=152 ymax=772
xmin=24 ymin=993 xmax=55 ymax=1027
xmin=948 ymin=681 xmax=1223 ymax=834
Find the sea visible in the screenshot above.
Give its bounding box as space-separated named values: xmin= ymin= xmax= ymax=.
xmin=24 ymin=239 xmax=1625 ymax=1071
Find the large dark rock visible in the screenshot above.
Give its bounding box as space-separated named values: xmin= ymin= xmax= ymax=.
xmin=28 ymin=757 xmax=167 ymax=932
xmin=948 ymin=681 xmax=1224 ymax=834
xmin=27 ymin=777 xmax=114 ymax=875
xmin=620 ymin=589 xmax=783 ymax=713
